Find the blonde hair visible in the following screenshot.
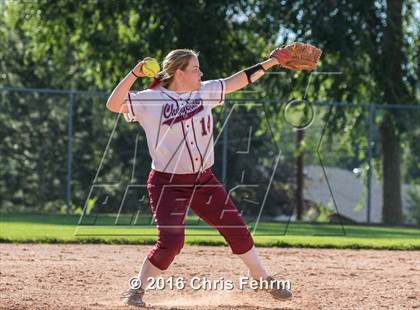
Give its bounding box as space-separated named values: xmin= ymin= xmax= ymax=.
xmin=156 ymin=49 xmax=199 ymax=88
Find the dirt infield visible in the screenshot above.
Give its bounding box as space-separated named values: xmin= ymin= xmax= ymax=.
xmin=1 ymin=244 xmax=419 ymax=309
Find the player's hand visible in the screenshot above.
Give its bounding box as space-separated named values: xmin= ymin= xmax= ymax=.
xmin=132 ymin=58 xmax=152 ymax=78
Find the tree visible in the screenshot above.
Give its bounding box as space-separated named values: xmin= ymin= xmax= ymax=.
xmin=1 ymin=0 xmax=296 ymax=214
xmin=1 ymin=0 xmax=417 ymax=222
xmin=249 ymin=0 xmax=418 ymax=224
xmin=378 ymin=0 xmax=405 ymax=224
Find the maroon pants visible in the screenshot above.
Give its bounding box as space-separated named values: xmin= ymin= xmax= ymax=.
xmin=146 ymin=167 xmax=254 ymax=270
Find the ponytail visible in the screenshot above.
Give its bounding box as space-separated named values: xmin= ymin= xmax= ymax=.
xmin=148 ymin=77 xmax=161 ymax=89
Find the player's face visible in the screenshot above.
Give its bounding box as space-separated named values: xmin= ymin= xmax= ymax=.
xmin=180 ymin=56 xmax=202 ymax=91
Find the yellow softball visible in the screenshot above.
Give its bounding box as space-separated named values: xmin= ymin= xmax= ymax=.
xmin=142 ymin=58 xmax=160 ymax=78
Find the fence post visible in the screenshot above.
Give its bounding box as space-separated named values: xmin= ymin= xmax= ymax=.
xmin=366 ymin=104 xmax=375 ymax=223
xmin=66 ymin=91 xmax=74 ymax=213
xmin=222 ymin=103 xmax=229 ymax=184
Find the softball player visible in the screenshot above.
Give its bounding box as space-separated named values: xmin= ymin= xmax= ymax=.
xmin=107 ymin=49 xmax=293 ymax=307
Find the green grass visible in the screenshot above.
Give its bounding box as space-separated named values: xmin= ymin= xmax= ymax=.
xmin=1 ymin=213 xmax=419 ymax=250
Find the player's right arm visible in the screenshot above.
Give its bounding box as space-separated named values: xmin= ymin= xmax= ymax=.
xmin=106 ymin=59 xmax=148 ymax=114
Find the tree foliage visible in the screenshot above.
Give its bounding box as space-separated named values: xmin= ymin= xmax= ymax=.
xmin=1 ymin=0 xmax=418 ymax=222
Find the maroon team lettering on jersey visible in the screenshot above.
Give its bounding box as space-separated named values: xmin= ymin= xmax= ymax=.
xmin=162 ymin=98 xmax=204 ymax=125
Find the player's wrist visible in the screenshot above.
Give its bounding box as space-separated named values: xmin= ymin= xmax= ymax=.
xmin=262 ymin=58 xmax=279 ymax=70
xmin=131 ymin=70 xmax=141 ymax=78
xmin=244 ymin=63 xmax=266 ymax=84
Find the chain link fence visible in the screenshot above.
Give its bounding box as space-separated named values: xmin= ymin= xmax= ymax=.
xmin=1 ymin=87 xmax=419 ymax=226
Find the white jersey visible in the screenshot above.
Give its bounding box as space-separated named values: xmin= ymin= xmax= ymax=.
xmin=124 ymin=79 xmax=226 ymax=174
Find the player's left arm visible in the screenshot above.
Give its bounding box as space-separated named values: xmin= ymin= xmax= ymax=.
xmin=223 ymin=57 xmax=279 ymax=94
xmin=224 ymin=43 xmax=321 ymax=94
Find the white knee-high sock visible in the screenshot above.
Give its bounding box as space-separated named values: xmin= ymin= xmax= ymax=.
xmin=237 ymin=246 xmax=269 ymax=280
xmin=138 ymin=257 xmax=162 ymax=289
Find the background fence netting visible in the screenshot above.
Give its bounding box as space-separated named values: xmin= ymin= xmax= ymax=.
xmin=1 ymin=88 xmax=419 ymax=230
